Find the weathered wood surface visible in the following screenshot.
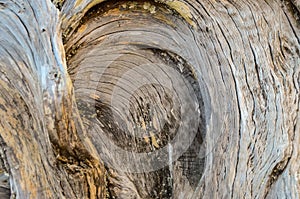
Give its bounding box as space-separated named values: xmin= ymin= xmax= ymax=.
xmin=0 ymin=0 xmax=106 ymax=198
xmin=0 ymin=0 xmax=299 ymax=198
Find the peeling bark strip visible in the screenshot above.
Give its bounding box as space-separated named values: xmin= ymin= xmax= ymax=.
xmin=0 ymin=0 xmax=299 ymax=198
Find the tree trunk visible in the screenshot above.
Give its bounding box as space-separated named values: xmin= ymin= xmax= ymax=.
xmin=0 ymin=0 xmax=299 ymax=198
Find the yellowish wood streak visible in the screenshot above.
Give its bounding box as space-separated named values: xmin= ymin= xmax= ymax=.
xmin=150 ymin=131 xmax=159 ymax=148
xmin=72 ymin=0 xmax=196 ymax=29
xmin=75 ymin=0 xmax=84 ymax=7
xmin=164 ymin=0 xmax=196 ymax=28
xmin=78 ymin=24 xmax=87 ymax=33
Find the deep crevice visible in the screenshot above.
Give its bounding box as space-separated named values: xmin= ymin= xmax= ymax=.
xmin=282 ymin=0 xmax=300 ymax=26
xmin=51 ymin=0 xmax=64 ymax=11
xmin=0 ymin=136 xmax=10 ymax=199
xmin=264 ymin=156 xmax=291 ymax=198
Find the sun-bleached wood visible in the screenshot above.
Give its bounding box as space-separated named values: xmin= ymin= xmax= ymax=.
xmin=0 ymin=0 xmax=299 ymax=198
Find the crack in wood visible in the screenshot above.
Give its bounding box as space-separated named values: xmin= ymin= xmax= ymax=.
xmin=264 ymin=156 xmax=292 ymax=198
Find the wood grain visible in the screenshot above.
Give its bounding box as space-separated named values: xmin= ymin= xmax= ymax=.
xmin=0 ymin=0 xmax=299 ymax=198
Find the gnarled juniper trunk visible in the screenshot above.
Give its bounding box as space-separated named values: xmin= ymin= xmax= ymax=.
xmin=0 ymin=0 xmax=299 ymax=198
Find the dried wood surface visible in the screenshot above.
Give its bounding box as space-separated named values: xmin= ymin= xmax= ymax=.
xmin=0 ymin=0 xmax=299 ymax=198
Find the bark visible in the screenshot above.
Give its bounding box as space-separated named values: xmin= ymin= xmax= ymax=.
xmin=0 ymin=0 xmax=299 ymax=198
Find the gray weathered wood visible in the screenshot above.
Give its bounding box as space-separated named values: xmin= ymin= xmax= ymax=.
xmin=0 ymin=0 xmax=299 ymax=198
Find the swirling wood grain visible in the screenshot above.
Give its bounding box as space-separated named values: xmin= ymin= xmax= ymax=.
xmin=0 ymin=0 xmax=299 ymax=198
